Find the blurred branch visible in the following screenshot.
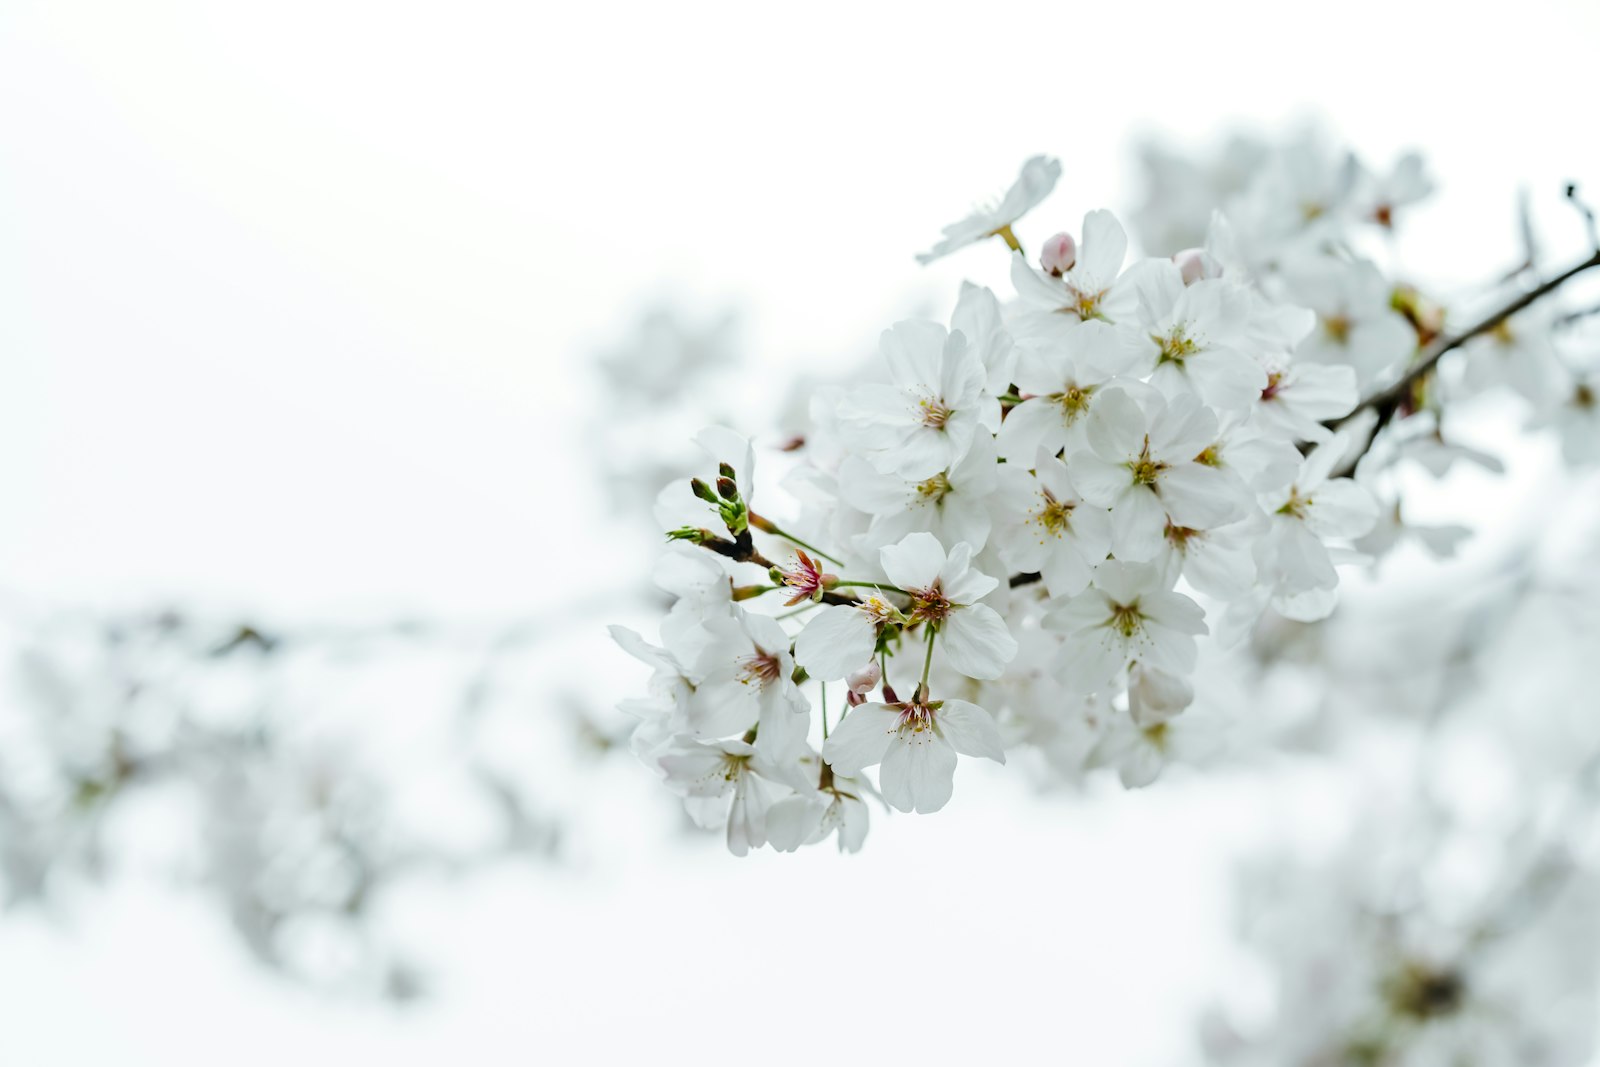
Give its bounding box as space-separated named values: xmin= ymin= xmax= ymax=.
xmin=1329 ymin=247 xmax=1600 ymax=478
xmin=1568 ymin=182 xmax=1600 ymax=253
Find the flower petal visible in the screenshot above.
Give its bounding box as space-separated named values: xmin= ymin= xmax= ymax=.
xmin=821 ymin=703 xmax=899 ymax=776
xmin=880 ymin=732 xmax=958 ymax=814
xmin=939 ymin=604 xmax=1018 ymax=679
xmin=936 ymin=700 xmax=1006 ymax=763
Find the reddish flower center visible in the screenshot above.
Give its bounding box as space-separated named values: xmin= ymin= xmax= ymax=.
xmin=738 ymin=649 xmax=782 ymax=687
xmin=909 ymin=583 xmax=953 ymax=625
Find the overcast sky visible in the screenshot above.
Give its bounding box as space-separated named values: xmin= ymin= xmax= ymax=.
xmin=1 ymin=1 xmax=1597 ymax=1063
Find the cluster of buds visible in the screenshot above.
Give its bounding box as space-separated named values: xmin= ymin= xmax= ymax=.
xmin=689 ymin=462 xmax=748 ymax=536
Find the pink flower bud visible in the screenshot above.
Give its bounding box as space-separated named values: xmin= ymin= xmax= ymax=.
xmin=1173 ymin=247 xmax=1221 ymax=286
xmin=1040 ymin=232 xmax=1077 ymax=276
xmin=846 ymin=661 xmax=882 ymax=695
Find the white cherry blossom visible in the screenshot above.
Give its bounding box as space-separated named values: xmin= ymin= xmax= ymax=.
xmin=1461 ymin=309 xmax=1566 ymax=406
xmin=1257 ymin=437 xmax=1379 ymax=619
xmin=838 ymin=432 xmax=998 ymax=553
xmin=916 ymin=154 xmax=1060 ymax=265
xmin=822 ymin=697 xmax=1004 ymax=814
xmin=1128 ymin=262 xmax=1266 ymax=412
xmin=690 ymin=612 xmax=810 ymax=754
xmin=879 ymin=532 xmax=1017 ymax=680
xmin=991 ymin=449 xmax=1112 ymax=598
xmin=841 ymin=320 xmax=998 ymax=480
xmin=1010 ymin=209 xmax=1137 ymax=332
xmin=1043 ymin=561 xmax=1208 ymax=693
xmin=1285 ymin=257 xmax=1416 ymax=387
xmin=657 ymin=737 xmax=809 ymax=856
xmin=1251 ymin=358 xmax=1359 ymax=442
xmin=793 ymin=595 xmax=903 ymax=682
xmin=1069 ymin=385 xmax=1245 ymax=561
xmin=995 ymin=319 xmax=1136 ymax=462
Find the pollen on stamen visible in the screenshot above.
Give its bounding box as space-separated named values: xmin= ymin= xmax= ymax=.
xmin=1035 ymin=493 xmax=1074 ymax=539
xmin=918 ymin=397 xmax=954 ymax=429
xmin=1277 ymin=488 xmax=1311 ymax=520
xmin=1053 ymin=385 xmax=1092 ymax=420
xmin=893 ymin=701 xmax=938 ymax=738
xmin=1110 ymin=603 xmax=1143 ymax=639
xmin=910 ymin=584 xmax=953 ymax=626
xmin=738 ymin=650 xmax=782 ymax=687
xmin=916 ymin=472 xmax=952 ymax=502
xmin=1155 ymin=327 xmax=1200 ymax=365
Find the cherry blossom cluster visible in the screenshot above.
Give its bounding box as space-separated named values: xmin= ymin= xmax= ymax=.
xmin=611 ymin=153 xmax=1406 ymax=854
xmin=614 ymin=134 xmax=1600 ymax=855
xmin=0 ymin=607 xmax=565 ymax=998
xmin=1204 ymin=805 xmax=1600 ymax=1067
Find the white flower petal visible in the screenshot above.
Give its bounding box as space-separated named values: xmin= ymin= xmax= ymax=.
xmin=939 ymin=604 xmax=1017 ymax=680
xmin=936 ymin=700 xmax=1006 ymax=763
xmin=821 ymin=704 xmax=900 ymax=776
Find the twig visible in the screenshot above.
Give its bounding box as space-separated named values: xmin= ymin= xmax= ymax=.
xmin=1569 ymin=183 xmax=1600 ymax=253
xmin=689 ymin=531 xmax=865 ymax=606
xmin=1554 ymin=299 xmax=1600 ymax=330
xmin=1327 ymin=247 xmax=1600 ymax=478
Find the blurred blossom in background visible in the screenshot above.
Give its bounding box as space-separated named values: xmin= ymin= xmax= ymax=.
xmin=3 ymin=1 xmax=1600 ymax=1064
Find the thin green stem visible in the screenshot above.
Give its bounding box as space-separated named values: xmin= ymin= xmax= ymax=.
xmin=919 ymin=626 xmax=937 ymax=691
xmin=820 ymin=681 xmax=828 ymax=740
xmin=830 ymin=580 xmax=907 ymax=595
xmin=995 ymin=224 xmax=1024 ymax=256
xmin=750 ymin=514 xmax=844 ymax=566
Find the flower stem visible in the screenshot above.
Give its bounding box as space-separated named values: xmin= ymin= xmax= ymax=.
xmin=748 ymin=513 xmax=845 ymax=566
xmin=820 ymin=681 xmax=828 ymax=740
xmin=918 ymin=626 xmax=937 ymax=694
xmin=830 ymin=580 xmax=907 ymax=595
xmin=995 ymin=224 xmax=1024 ymax=256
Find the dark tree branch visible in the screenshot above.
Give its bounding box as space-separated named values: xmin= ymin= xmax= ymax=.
xmin=1327 ymin=247 xmax=1600 ymax=478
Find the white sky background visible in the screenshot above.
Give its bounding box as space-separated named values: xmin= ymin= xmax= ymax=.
xmin=1 ymin=1 xmax=1598 ymax=1063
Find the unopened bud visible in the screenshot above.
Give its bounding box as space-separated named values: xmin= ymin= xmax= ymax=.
xmin=1173 ymin=247 xmax=1221 ymax=286
xmin=689 ymin=478 xmax=718 ymax=504
xmin=846 ymin=661 xmax=882 ymax=695
xmin=717 ymin=462 xmax=737 ymax=482
xmin=847 ymin=689 xmax=864 ymax=707
xmin=1040 ymin=232 xmax=1077 ymax=276
xmin=666 ymin=526 xmax=712 ymax=544
xmin=715 ymin=476 xmax=738 ymax=501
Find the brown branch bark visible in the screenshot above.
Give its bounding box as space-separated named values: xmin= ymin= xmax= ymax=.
xmin=1327 ymin=248 xmax=1600 ymax=478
